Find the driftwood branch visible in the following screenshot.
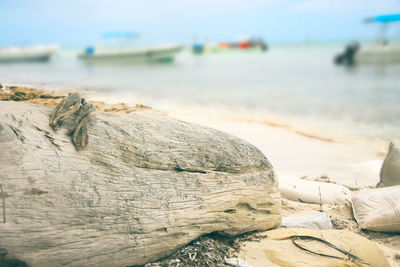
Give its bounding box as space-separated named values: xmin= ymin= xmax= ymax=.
xmin=49 ymin=93 xmax=81 ymax=130
xmin=49 ymin=93 xmax=96 ymax=150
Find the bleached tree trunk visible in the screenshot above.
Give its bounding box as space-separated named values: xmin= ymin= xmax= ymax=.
xmin=0 ymin=101 xmax=281 ymax=267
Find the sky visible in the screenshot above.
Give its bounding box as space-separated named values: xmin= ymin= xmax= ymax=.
xmin=1 ymin=0 xmax=400 ymax=47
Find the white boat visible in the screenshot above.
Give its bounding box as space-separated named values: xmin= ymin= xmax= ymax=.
xmin=355 ymin=43 xmax=400 ymax=64
xmin=78 ymin=44 xmax=183 ymax=63
xmin=0 ymin=46 xmax=57 ymax=63
xmin=335 ymin=14 xmax=400 ymax=65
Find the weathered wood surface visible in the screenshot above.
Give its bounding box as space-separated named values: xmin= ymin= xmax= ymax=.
xmin=0 ymin=101 xmax=281 ymax=266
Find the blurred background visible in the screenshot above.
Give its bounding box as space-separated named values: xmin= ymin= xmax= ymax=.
xmin=1 ymin=0 xmax=400 ymax=143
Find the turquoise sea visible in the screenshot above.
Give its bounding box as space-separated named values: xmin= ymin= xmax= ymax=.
xmin=0 ymin=44 xmax=399 ymax=142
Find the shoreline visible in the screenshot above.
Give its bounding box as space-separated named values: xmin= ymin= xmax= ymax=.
xmin=0 ymin=80 xmax=394 ymax=145
xmin=82 ymin=88 xmax=397 ymax=147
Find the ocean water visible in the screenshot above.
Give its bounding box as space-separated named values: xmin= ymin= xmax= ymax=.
xmin=0 ymin=44 xmax=399 ymax=142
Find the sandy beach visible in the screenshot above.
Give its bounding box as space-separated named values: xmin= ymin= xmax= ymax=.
xmin=1 ymin=85 xmax=399 ymax=266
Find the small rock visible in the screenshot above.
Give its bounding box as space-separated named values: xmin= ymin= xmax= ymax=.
xmin=225 ymin=257 xmax=253 ymax=267
xmin=281 ymin=212 xmax=332 ymax=230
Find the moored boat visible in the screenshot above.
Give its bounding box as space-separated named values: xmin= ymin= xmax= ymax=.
xmin=335 ymin=14 xmax=400 ymax=65
xmin=79 ymin=44 xmax=183 ymax=63
xmin=0 ymin=46 xmax=57 ymax=63
xmin=78 ymin=32 xmax=182 ymax=63
xmin=356 ymin=43 xmax=400 ymax=64
xmin=191 ymin=37 xmax=268 ymax=54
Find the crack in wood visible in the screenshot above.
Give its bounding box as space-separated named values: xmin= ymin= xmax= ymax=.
xmin=1 ymin=184 xmax=5 ymax=223
xmin=24 ymin=188 xmax=48 ymax=196
xmin=7 ymin=124 xmax=24 ymax=142
xmin=174 ymin=167 xmax=207 ymax=174
xmin=44 ymin=133 xmax=61 ymax=150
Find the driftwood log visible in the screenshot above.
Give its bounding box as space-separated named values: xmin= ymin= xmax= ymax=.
xmin=0 ymin=100 xmax=281 ymax=266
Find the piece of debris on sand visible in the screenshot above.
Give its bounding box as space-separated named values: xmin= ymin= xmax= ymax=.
xmin=97 ymin=102 xmax=152 ymax=114
xmin=0 ymin=85 xmax=63 ymax=105
xmin=0 ymin=85 xmax=153 ymax=114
